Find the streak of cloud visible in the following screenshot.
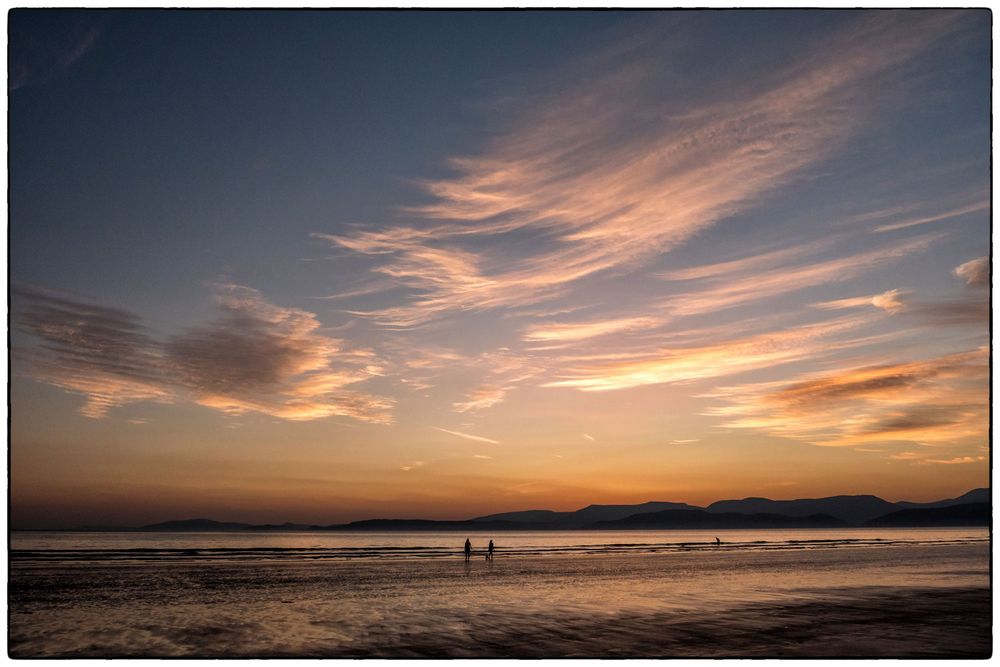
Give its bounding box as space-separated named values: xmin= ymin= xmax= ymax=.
xmin=317 ymin=13 xmax=967 ymax=328
xmin=872 ymin=201 xmax=988 ymax=233
xmin=522 ymin=316 xmax=662 ymax=343
xmin=814 ymin=289 xmax=906 ymax=313
xmin=921 ymin=455 xmax=986 ymax=465
xmin=542 ymin=315 xmax=868 ymax=392
xmin=433 ymin=427 xmax=500 ymax=444
xmin=658 ymin=234 xmax=940 ymax=317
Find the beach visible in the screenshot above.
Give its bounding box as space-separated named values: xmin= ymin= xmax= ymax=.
xmin=8 ymin=531 xmax=990 ymax=658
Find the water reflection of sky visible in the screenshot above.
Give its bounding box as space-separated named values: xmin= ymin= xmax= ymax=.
xmin=11 ymin=528 xmax=989 ymax=563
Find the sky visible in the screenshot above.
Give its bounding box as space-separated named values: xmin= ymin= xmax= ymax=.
xmin=9 ymin=9 xmax=991 ymax=529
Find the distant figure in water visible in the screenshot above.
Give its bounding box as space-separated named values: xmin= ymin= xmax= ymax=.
xmin=486 ymin=539 xmax=495 ymax=561
xmin=464 ymin=538 xmax=472 ymax=562
xmin=716 ymin=536 xmax=721 ymax=547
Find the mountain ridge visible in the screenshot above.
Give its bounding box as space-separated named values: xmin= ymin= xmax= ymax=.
xmin=132 ymin=488 xmax=989 ymax=532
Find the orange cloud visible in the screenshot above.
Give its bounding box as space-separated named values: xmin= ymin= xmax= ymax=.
xmin=658 ymin=234 xmax=939 ymax=317
xmin=453 ymin=385 xmax=508 ymax=413
xmin=954 ymin=256 xmax=990 ymax=286
xmin=813 ymin=289 xmax=906 ymax=313
xmin=542 ymin=315 xmax=867 ymax=392
xmin=13 ymin=284 xmax=393 ymax=423
xmin=706 ymin=347 xmax=988 ymax=447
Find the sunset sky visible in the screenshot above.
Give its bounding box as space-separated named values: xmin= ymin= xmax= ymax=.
xmin=10 ymin=10 xmax=991 ymax=529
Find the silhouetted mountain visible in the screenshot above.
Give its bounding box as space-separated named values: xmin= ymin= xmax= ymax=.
xmin=895 ymin=488 xmax=989 ymax=510
xmin=141 ymin=518 xmax=312 ymax=531
xmin=590 ymin=509 xmax=848 ymax=530
xmin=471 ymin=509 xmax=572 ymax=524
xmin=247 ymin=522 xmax=313 ymax=531
xmin=320 ymin=519 xmax=545 ymax=531
xmin=707 ymin=495 xmax=898 ymax=524
xmin=569 ymin=502 xmax=705 ymax=526
xmin=129 ymin=488 xmax=988 ymax=531
xmin=863 ymin=502 xmax=990 ymax=527
xmin=470 ymin=502 xmax=703 ymax=528
xmin=142 ymin=518 xmax=253 ymax=531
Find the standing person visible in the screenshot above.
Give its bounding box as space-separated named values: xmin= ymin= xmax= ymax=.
xmin=487 ymin=539 xmax=495 ymax=561
xmin=464 ymin=538 xmax=472 ymax=562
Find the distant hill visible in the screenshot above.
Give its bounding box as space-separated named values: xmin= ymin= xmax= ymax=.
xmin=895 ymin=488 xmax=989 ymax=510
xmin=471 ymin=510 xmax=572 ymax=524
xmin=707 ymin=495 xmax=898 ymax=524
xmin=142 ymin=518 xmax=312 ymax=531
xmin=863 ymin=502 xmax=990 ymax=528
xmin=470 ymin=501 xmax=704 ymax=528
xmin=129 ymin=488 xmax=989 ymax=531
xmin=320 ymin=519 xmax=546 ymax=531
xmin=142 ymin=518 xmax=253 ymax=531
xmin=590 ymin=509 xmax=848 ymax=530
xmin=568 ymin=502 xmax=705 ymax=526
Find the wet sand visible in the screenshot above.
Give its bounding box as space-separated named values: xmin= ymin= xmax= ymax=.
xmin=9 ymin=542 xmax=991 ymax=657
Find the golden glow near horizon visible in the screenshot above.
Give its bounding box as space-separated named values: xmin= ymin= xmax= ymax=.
xmin=10 ymin=11 xmax=990 ymax=527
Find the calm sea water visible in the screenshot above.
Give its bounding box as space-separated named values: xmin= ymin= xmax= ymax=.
xmin=11 ymin=527 xmax=988 ymax=562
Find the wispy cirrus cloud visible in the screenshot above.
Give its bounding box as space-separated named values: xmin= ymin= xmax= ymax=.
xmin=541 ymin=315 xmax=870 ymax=392
xmin=889 ymin=451 xmax=985 ymax=466
xmin=317 ymin=13 xmax=968 ymax=329
xmin=12 ymin=285 xmax=173 ymax=418
xmin=522 ymin=315 xmax=662 ymax=343
xmin=872 ymin=201 xmax=988 ymax=233
xmin=813 ymin=289 xmax=906 ymax=313
xmin=446 ymin=348 xmax=542 ymax=414
xmin=12 ymin=284 xmax=392 ymax=423
xmin=657 ymin=233 xmax=940 ymax=317
xmin=809 ymin=260 xmax=989 ymax=327
xmin=433 ymin=427 xmax=500 ymax=444
xmin=920 ymin=455 xmax=987 ymax=465
xmin=453 ymin=385 xmax=508 ymax=413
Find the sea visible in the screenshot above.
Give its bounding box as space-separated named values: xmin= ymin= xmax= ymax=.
xmin=10 ymin=526 xmax=988 ymax=561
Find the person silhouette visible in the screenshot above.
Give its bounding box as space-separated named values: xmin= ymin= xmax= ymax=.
xmin=487 ymin=539 xmax=495 ymax=561
xmin=464 ymin=538 xmax=472 ymax=562
xmin=715 ymin=536 xmax=721 ymax=547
